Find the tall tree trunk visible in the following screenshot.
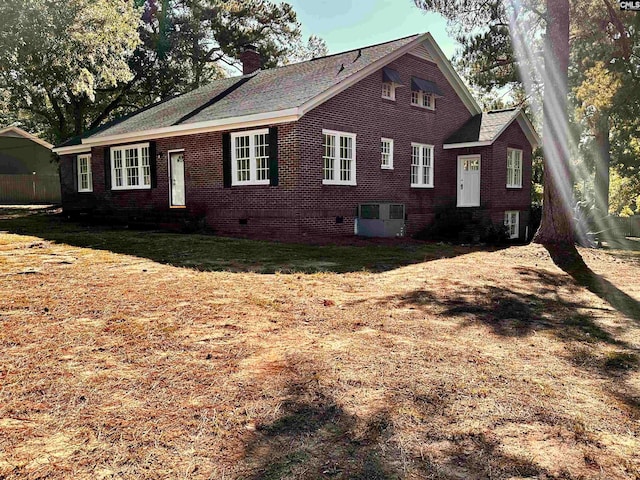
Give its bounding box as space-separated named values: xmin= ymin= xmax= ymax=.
xmin=533 ymin=0 xmax=575 ymax=246
xmin=594 ymin=113 xmax=611 ymax=216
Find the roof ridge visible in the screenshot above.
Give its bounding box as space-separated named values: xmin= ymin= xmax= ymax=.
xmin=486 ymin=107 xmax=518 ymax=113
xmin=256 ymin=33 xmax=423 ymax=75
xmin=308 ymin=33 xmax=422 ymax=62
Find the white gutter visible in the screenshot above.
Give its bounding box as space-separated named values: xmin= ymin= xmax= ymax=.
xmin=52 ymin=144 xmax=93 ymax=155
xmin=53 ymin=109 xmax=301 ymax=154
xmin=442 ymin=141 xmax=493 ymax=150
xmin=78 ymin=108 xmax=301 ymax=148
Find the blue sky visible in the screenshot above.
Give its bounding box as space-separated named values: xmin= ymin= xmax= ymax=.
xmin=286 ymin=0 xmax=458 ymax=58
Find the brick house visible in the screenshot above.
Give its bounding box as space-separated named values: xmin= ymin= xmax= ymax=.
xmin=53 ymin=33 xmax=539 ymax=240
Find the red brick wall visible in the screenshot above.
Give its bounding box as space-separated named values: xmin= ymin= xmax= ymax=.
xmin=59 ymin=52 xmax=533 ymax=239
xmin=488 ymin=121 xmax=533 ymax=239
xmin=61 ymin=123 xmax=303 ymax=236
xmin=297 ymin=53 xmax=476 ymax=235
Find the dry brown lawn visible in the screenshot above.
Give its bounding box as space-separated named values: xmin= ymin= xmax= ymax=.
xmin=1 ymin=210 xmax=639 ymax=479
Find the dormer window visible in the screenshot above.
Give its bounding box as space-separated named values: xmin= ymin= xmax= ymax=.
xmin=411 ymin=77 xmax=443 ymax=111
xmin=382 ymin=67 xmax=402 ymax=102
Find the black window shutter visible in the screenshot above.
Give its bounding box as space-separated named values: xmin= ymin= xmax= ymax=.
xmin=149 ymin=141 xmax=157 ymax=188
xmin=71 ymin=156 xmax=78 ymax=192
xmin=222 ymin=132 xmax=231 ymax=188
xmin=268 ymin=127 xmax=279 ymax=186
xmin=103 ymin=147 xmax=111 ymax=190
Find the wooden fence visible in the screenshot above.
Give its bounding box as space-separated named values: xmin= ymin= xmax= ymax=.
xmin=609 ymin=215 xmax=640 ymax=238
xmin=0 ymin=174 xmax=61 ymax=204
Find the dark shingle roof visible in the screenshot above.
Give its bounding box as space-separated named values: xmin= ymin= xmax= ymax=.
xmin=80 ymin=35 xmax=420 ymax=142
xmin=444 ymin=108 xmax=519 ymax=144
xmin=92 ymin=76 xmax=248 ymax=139
xmin=182 ymin=35 xmax=419 ymax=125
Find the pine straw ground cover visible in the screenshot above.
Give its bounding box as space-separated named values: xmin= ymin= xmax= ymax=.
xmin=0 ymin=209 xmax=639 ymax=479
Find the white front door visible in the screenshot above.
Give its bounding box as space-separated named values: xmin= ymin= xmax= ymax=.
xmin=457 ymin=155 xmax=481 ymax=207
xmin=169 ymin=151 xmax=186 ymax=207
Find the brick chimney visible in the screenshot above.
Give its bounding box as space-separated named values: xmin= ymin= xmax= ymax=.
xmin=240 ymin=45 xmax=261 ymax=75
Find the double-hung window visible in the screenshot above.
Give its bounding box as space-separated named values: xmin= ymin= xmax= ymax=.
xmin=507 ymin=148 xmax=523 ymax=188
xmin=77 ymin=154 xmax=92 ymax=192
xmin=504 ymin=211 xmax=520 ymax=239
xmin=411 ymin=143 xmax=434 ymax=188
xmin=111 ymin=143 xmax=151 ymax=190
xmin=381 ymin=138 xmax=394 ymax=169
xmin=231 ymin=129 xmax=270 ymax=186
xmin=323 ymin=130 xmax=356 ymax=186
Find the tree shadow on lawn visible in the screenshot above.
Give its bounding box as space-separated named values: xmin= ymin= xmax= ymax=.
xmin=237 ymin=352 xmax=601 ymax=479
xmin=545 ymin=245 xmax=640 ymax=323
xmin=389 ymin=282 xmax=624 ymax=344
xmin=388 ymin=258 xmax=639 ymax=345
xmin=240 ymin=382 xmax=397 ymax=479
xmin=238 ymin=365 xmax=569 ymax=479
xmin=0 ymin=207 xmax=502 ymax=274
xmin=383 ymin=272 xmax=640 ymax=416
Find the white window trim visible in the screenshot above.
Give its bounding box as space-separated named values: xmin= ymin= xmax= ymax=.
xmin=322 ymin=129 xmax=357 ymax=186
xmin=77 ymin=154 xmax=93 ymax=193
xmin=110 ymin=142 xmax=151 ymax=191
xmin=230 ymin=128 xmax=270 ymax=187
xmin=411 ymin=142 xmax=435 ymax=188
xmin=507 ymin=148 xmax=523 ymax=188
xmin=382 ymin=82 xmax=396 ymax=101
xmin=411 ymin=91 xmax=435 ymax=110
xmin=505 ymin=211 xmax=520 ymax=239
xmin=381 ymin=138 xmax=394 ymax=170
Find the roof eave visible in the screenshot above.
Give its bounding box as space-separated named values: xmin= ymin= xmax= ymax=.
xmin=52 ymin=144 xmax=92 ymax=155
xmin=0 ymin=126 xmax=54 ymax=150
xmin=443 ymin=109 xmax=541 ymax=150
xmin=515 ymin=111 xmax=541 ymax=150
xmin=69 ymin=108 xmax=301 ymax=150
xmin=442 ymin=141 xmax=493 ymax=149
xmin=485 ymin=109 xmax=540 ymax=150
xmin=299 ymin=33 xmax=482 ymax=117
xmin=422 ymin=32 xmax=482 ymax=115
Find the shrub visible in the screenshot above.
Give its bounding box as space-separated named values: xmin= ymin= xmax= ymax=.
xmin=415 ymin=205 xmax=509 ymax=245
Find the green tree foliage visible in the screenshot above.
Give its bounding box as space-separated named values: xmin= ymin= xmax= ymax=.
xmin=0 ymin=0 xmax=141 ymax=142
xmin=416 ymin=0 xmax=545 ymax=105
xmin=0 ymin=0 xmax=327 ymax=143
xmin=416 ymin=0 xmax=576 ymax=245
xmin=609 ymin=168 xmax=640 ymax=217
xmin=416 ymin=0 xmax=640 ymax=239
xmin=570 ymin=2 xmax=639 ymax=215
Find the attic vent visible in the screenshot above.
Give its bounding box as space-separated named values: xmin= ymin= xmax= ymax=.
xmin=409 ymin=44 xmax=434 ymax=62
